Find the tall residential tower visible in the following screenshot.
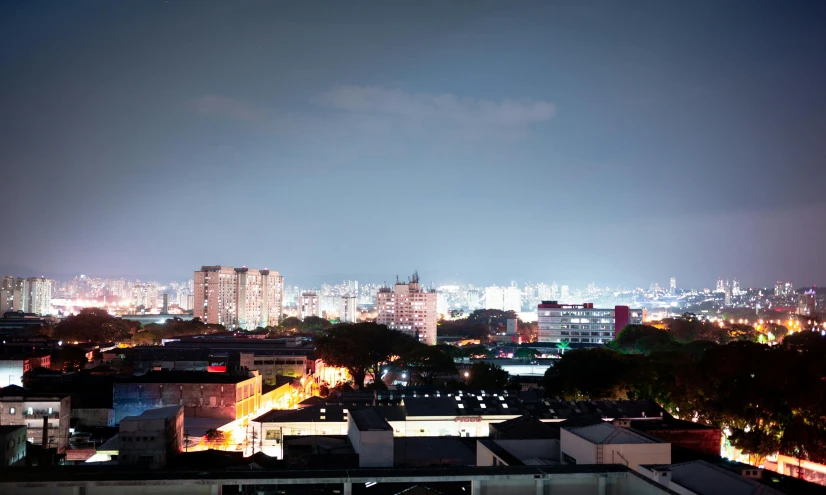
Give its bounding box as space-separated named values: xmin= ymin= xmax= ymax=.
xmin=376 ymin=272 xmax=437 ymax=345
xmin=193 ymin=266 xmax=283 ymax=330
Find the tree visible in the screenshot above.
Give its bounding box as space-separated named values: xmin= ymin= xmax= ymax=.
xmin=53 ymin=308 xmax=138 ymax=343
xmin=513 ymin=346 xmax=540 ymax=362
xmin=399 ymin=345 xmax=457 ymax=386
xmin=314 ymin=323 xmax=409 ymax=388
xmin=205 ymin=429 xmax=230 ymax=450
xmin=300 ymin=316 xmax=332 ymax=332
xmin=278 ymin=317 xmax=302 ymax=332
xmin=466 ymin=362 xmax=510 ymax=389
xmin=615 ymin=324 xmax=676 ymax=354
xmin=544 ymin=348 xmax=641 ymax=400
xmin=51 ymin=345 xmax=89 ymax=372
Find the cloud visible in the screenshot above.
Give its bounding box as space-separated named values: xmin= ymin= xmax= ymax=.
xmin=314 ymin=85 xmax=556 ymax=128
xmin=191 ymin=94 xmax=266 ymax=122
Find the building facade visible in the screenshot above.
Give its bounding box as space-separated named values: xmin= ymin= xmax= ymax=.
xmin=376 ymin=273 xmax=437 ymax=345
xmin=537 ymin=301 xmax=642 ymax=343
xmin=112 ymin=370 xmax=262 ymax=424
xmin=298 ymin=292 xmax=320 ymax=320
xmin=193 ymin=266 xmax=283 ymax=330
xmin=340 ymin=296 xmax=357 ymax=323
xmin=0 ymin=387 xmax=71 ymax=453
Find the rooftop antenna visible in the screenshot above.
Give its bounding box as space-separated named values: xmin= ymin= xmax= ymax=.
xmin=396 ymin=275 xmax=400 ymax=284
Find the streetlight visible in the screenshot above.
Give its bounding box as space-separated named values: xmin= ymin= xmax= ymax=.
xmin=463 ymin=372 xmax=469 ymax=378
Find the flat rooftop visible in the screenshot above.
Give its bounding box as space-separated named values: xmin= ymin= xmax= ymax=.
xmin=564 ymin=422 xmax=664 ymax=445
xmin=350 ymin=409 xmax=392 ymax=431
xmin=122 ymin=405 xmax=183 ymax=421
xmin=117 ymin=370 xmax=254 ymax=384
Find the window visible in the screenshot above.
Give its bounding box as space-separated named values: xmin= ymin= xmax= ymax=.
xmin=9 ymin=407 xmax=15 ymax=415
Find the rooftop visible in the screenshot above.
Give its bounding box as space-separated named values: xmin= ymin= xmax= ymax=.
xmin=350 ymin=409 xmax=392 ymax=431
xmin=122 ymin=405 xmax=183 ymax=421
xmin=646 ymin=460 xmax=786 ymax=495
xmin=563 ymin=422 xmax=665 ymax=445
xmin=117 ymin=370 xmax=255 ymax=384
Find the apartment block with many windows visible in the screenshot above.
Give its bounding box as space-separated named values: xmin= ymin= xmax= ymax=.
xmin=376 ymin=272 xmax=437 ymax=345
xmin=193 ymin=266 xmax=283 ymax=330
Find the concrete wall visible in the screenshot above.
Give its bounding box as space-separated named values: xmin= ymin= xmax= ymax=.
xmin=73 ymin=408 xmax=114 ymax=427
xmin=1 ymin=426 xmax=26 ymax=468
xmin=560 ymin=429 xmax=596 ymax=465
xmin=0 ymin=396 xmax=70 ymax=452
xmin=602 ymin=443 xmax=670 ymax=470
xmin=0 ymin=360 xmax=24 ymax=387
xmin=476 ymin=439 xmax=560 ymax=467
xmin=113 ymin=377 xmax=260 ymax=424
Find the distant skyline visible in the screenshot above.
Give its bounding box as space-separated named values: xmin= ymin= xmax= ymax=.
xmin=2 ymin=1 xmax=825 ymax=289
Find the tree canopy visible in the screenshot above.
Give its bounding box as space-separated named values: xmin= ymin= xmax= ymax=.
xmin=131 ymin=317 xmax=225 ymax=345
xmin=544 ymin=333 xmax=826 ymax=466
xmin=54 ymin=308 xmax=139 ymax=343
xmin=398 ymin=345 xmax=458 ymax=386
xmin=314 ymin=323 xmax=417 ymax=388
xmin=466 ymin=362 xmax=510 ymax=389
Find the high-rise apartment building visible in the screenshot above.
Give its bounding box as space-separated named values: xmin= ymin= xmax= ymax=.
xmin=193 ymin=266 xmax=283 ymax=330
xmin=1 ymin=277 xmax=52 ymax=315
xmin=484 ymin=286 xmax=504 ymax=311
xmin=132 ymin=283 xmax=159 ymax=312
xmin=669 ymin=277 xmax=676 ymax=295
xmin=537 ymin=301 xmax=642 ymax=344
xmin=503 ymin=286 xmax=522 ymax=313
xmin=376 ymin=272 xmax=437 ymax=345
xmin=24 ymin=277 xmax=52 ymax=316
xmin=299 ymin=292 xmax=320 ymax=319
xmin=340 ymin=296 xmax=357 ymax=323
xmin=465 ymin=290 xmax=481 ymax=311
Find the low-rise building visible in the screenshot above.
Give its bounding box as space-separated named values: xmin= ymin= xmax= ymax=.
xmin=0 ymin=351 xmax=51 ymax=387
xmin=0 ymin=386 xmax=71 ymax=453
xmin=639 ymin=460 xmax=785 ymax=495
xmin=118 ymin=406 xmax=184 ymax=469
xmin=560 ymin=420 xmax=671 ymax=470
xmin=112 ymin=370 xmax=262 ymax=424
xmin=0 ymin=425 xmax=26 ymax=468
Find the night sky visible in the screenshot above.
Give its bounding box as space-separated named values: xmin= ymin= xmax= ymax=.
xmin=2 ymin=1 xmax=825 ymax=288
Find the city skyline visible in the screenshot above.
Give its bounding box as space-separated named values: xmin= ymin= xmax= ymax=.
xmin=2 ymin=1 xmax=826 ymax=288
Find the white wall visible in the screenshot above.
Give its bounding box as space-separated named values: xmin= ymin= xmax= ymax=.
xmin=560 ymin=429 xmax=596 ymax=465
xmin=603 ymin=443 xmax=670 ymax=470
xmin=0 ymin=361 xmax=24 ymax=387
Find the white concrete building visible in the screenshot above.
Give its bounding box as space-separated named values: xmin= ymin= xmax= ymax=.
xmin=560 ymin=421 xmax=670 ymax=471
xmin=340 ymin=296 xmax=357 ymax=323
xmin=1 ymin=277 xmax=53 ymax=316
xmin=0 ymin=387 xmax=71 ymax=453
xmin=193 ymin=266 xmax=283 ymax=330
xmin=118 ymin=406 xmax=184 ymax=469
xmin=298 ymin=292 xmax=320 ymax=320
xmin=483 ymin=286 xmax=504 ymax=311
xmin=131 ymin=283 xmax=158 ymax=312
xmin=537 ymin=301 xmax=643 ymax=344
xmin=639 ymin=460 xmax=783 ymax=495
xmin=503 ymin=286 xmax=521 ymax=313
xmin=376 ymin=272 xmax=437 ymax=345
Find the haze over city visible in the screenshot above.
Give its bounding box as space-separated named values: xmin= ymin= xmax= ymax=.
xmin=2 ymin=1 xmax=826 ymax=288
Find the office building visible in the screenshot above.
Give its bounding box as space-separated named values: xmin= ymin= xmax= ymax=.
xmin=376 ymin=272 xmax=437 ymax=345
xmin=193 ymin=266 xmax=283 ymax=330
xmin=299 ymin=292 xmax=320 ymax=319
xmin=537 ymin=301 xmax=643 ymax=343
